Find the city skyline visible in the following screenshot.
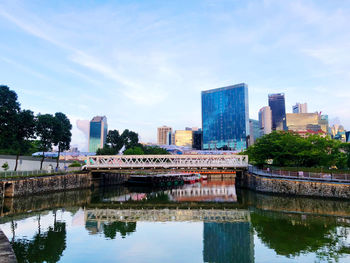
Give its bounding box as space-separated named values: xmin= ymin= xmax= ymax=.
xmin=1 ymin=0 xmax=350 ymax=151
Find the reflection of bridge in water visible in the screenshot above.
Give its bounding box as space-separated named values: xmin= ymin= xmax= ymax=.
xmin=170 ymin=183 xmax=237 ymax=202
xmin=85 ymin=208 xmax=250 ymax=223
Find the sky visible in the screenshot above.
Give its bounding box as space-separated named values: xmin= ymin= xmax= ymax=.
xmin=0 ymin=0 xmax=349 ymax=151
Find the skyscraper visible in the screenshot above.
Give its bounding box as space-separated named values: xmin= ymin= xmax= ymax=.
xmin=174 ymin=130 xmax=193 ymax=147
xmin=258 ymin=106 xmax=272 ymax=136
xmin=292 ymin=103 xmax=307 ymax=113
xmin=202 ymin=83 xmax=249 ymax=151
xmin=249 ymin=119 xmax=260 ymax=145
xmin=88 ymin=116 xmax=108 ymax=153
xmin=157 ymin=126 xmax=172 ymax=145
xmin=268 ymin=93 xmax=287 ymax=131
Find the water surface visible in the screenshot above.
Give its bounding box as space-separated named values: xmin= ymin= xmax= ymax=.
xmin=1 ymin=179 xmax=350 ymax=263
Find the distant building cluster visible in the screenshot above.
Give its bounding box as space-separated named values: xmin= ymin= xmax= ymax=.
xmin=65 ymin=84 xmax=348 ymax=155
xmin=157 ymin=126 xmax=202 ymax=150
xmin=157 ymin=82 xmax=349 ymax=152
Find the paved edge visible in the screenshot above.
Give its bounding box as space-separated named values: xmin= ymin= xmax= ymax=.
xmin=0 ymin=230 xmax=17 ymax=263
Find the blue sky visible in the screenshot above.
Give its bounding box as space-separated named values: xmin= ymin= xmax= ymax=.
xmin=0 ymin=0 xmax=349 ymax=150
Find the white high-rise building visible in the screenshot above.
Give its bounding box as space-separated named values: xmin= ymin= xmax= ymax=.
xmin=292 ymin=103 xmax=307 ymax=113
xmin=157 ymin=126 xmax=172 ymax=145
xmin=258 ymin=106 xmax=272 ymax=135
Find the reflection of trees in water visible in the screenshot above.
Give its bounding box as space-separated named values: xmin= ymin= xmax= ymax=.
xmin=251 ymin=211 xmax=350 ymax=261
xmin=11 ymin=215 xmax=66 ymax=263
xmin=103 ymin=222 xmax=136 ymax=239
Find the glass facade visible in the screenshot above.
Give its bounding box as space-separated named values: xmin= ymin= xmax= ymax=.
xmin=174 ymin=130 xmax=193 ymax=147
xmin=201 ymin=83 xmax=249 ymax=151
xmin=249 ymin=119 xmax=260 ymax=145
xmin=286 ymin=113 xmax=320 ymax=131
xmin=88 ymin=116 xmax=108 ymax=153
xmin=268 ymin=93 xmax=287 ymax=131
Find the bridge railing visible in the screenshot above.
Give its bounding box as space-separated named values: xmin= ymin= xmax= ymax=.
xmin=248 ymin=166 xmax=350 ymax=182
xmin=85 ymin=154 xmax=249 ymax=169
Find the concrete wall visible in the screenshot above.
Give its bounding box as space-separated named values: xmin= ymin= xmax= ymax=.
xmin=1 ymin=173 xmax=91 ymax=197
xmin=238 ymin=172 xmax=350 ymax=199
xmin=0 ymin=172 xmax=128 ymax=197
xmin=0 ymin=155 xmax=74 ymax=171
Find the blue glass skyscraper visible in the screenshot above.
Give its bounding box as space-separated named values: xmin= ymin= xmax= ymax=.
xmin=89 ymin=116 xmax=108 ymax=153
xmin=201 ymin=83 xmax=249 ymax=151
xmin=268 ymin=93 xmax=287 ymax=131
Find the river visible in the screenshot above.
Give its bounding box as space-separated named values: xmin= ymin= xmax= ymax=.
xmin=1 ymin=178 xmax=350 ymax=263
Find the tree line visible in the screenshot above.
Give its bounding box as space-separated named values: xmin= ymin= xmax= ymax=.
xmin=0 ymin=86 xmax=72 ymax=170
xmin=97 ymin=129 xmax=168 ymax=155
xmin=245 ymin=131 xmax=350 ymax=169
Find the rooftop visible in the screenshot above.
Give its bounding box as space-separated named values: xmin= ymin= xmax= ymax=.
xmin=201 ymin=83 xmax=247 ymax=94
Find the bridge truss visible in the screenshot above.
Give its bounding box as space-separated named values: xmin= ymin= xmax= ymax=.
xmin=85 ymin=154 xmax=248 ymax=170
xmin=85 ymin=208 xmax=250 ymax=223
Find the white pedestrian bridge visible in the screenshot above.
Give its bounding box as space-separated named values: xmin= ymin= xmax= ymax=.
xmin=84 ymin=154 xmax=248 ymax=170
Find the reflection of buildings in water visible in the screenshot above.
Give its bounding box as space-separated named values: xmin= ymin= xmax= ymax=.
xmin=106 ymin=193 xmax=147 ymax=202
xmin=203 ymin=222 xmax=254 ymax=263
xmin=170 ymin=181 xmax=237 ymax=202
xmin=102 ymin=180 xmax=237 ymax=203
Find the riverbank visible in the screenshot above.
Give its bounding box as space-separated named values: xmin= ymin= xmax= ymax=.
xmin=0 ymin=172 xmax=128 ymax=197
xmin=238 ymin=172 xmax=350 ymax=199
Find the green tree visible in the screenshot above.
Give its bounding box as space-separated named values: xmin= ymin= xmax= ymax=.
xmin=123 ymin=146 xmax=144 ymax=155
xmin=53 ymin=113 xmax=72 ymax=168
xmin=246 ymin=131 xmax=349 ymax=169
xmin=142 ymin=145 xmax=169 ymax=155
xmin=11 ymin=110 xmax=36 ymax=171
xmin=0 ymin=85 xmax=20 ymax=150
xmin=121 ymin=129 xmax=139 ymax=149
xmin=106 ymin=130 xmax=124 ymax=153
xmin=36 ymin=114 xmax=56 ymax=170
xmin=96 ymin=145 xmax=117 ymax=155
xmin=97 ymin=129 xmax=141 ymax=154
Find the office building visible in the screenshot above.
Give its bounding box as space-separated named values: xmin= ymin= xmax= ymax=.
xmin=175 ymin=130 xmax=193 ymax=147
xmin=286 ymin=113 xmax=320 ymax=131
xmin=286 ymin=113 xmax=329 ymax=133
xmin=202 ymin=83 xmax=249 ymax=151
xmin=157 ymin=126 xmax=172 ymax=145
xmin=346 ymin=131 xmax=350 ymax=143
xmin=292 ymin=103 xmax=307 ymax=113
xmin=318 ymin=114 xmax=329 ymax=134
xmin=258 ymin=106 xmax=272 ymax=136
xmin=193 ymin=129 xmax=202 ymax=150
xmin=249 ymin=119 xmax=260 ymax=145
xmin=88 ymin=116 xmax=108 ymax=153
xmin=331 ymin=124 xmax=346 ymax=142
xmin=268 ymin=93 xmax=287 ymax=131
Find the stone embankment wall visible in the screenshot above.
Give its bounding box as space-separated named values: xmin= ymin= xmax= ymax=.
xmin=238 ymin=172 xmax=350 ymax=199
xmin=0 ymin=172 xmax=128 ymax=197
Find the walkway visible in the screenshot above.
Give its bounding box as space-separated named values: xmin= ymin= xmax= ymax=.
xmin=0 ymin=230 xmax=17 ymax=263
